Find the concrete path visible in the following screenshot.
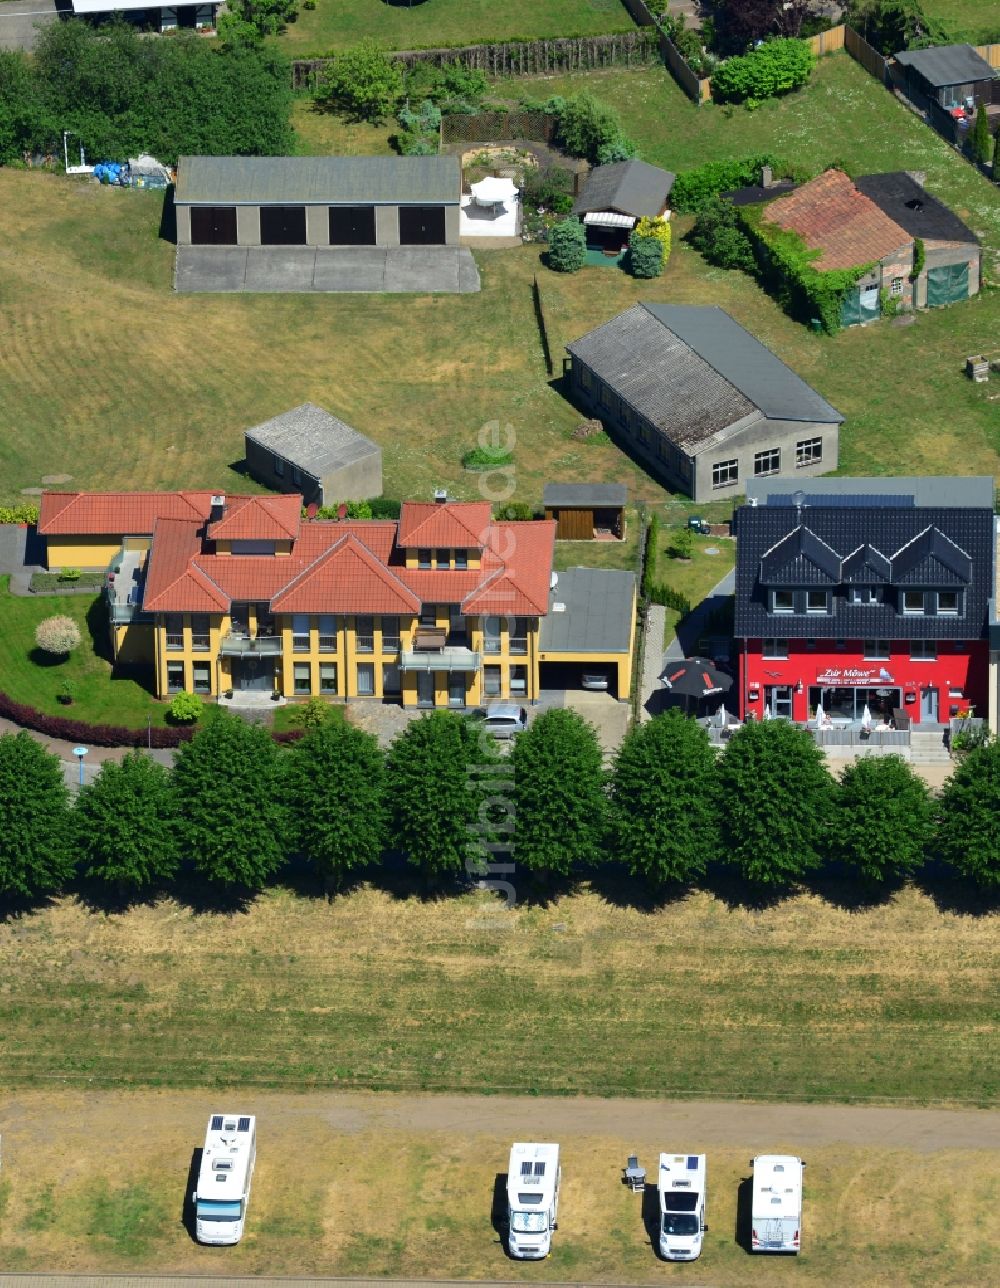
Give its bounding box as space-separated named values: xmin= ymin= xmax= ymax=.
xmin=661 ymin=568 xmax=735 ymax=666
xmin=0 ymin=0 xmax=58 ymax=51
xmin=636 ymin=603 xmax=665 ymax=724
xmin=175 ymin=246 xmax=481 ymax=295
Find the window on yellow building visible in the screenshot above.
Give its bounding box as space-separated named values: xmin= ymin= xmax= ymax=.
xmin=435 ymin=549 xmax=450 ymax=568
xmin=382 ymin=664 xmax=401 ymax=695
xmin=192 ymin=662 xmax=211 ymax=693
xmin=455 ymin=549 xmax=468 ymax=570
xmin=357 ymin=663 xmax=375 ymax=696
xmin=510 ymin=665 xmax=527 ymax=695
xmin=356 ymin=616 xmax=374 ymax=653
xmin=484 ymin=616 xmax=501 ymax=654
xmin=294 ymin=663 xmax=311 ymax=694
xmin=418 ymin=549 xmax=432 ymax=569
xmin=319 ymin=663 xmax=337 ymax=693
xmin=292 ymin=614 xmax=310 ymax=652
xmin=381 ymin=617 xmax=400 ymax=651
xmin=318 ymin=614 xmax=337 ymax=651
xmin=167 ymin=662 xmax=184 ymax=692
xmin=191 ymin=614 xmax=211 ymax=651
xmin=510 ymin=618 xmax=531 ymax=655
xmin=484 ymin=665 xmax=501 ymax=696
xmin=165 ymin=615 xmax=184 ymax=650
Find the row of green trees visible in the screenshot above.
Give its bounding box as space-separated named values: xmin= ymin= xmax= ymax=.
xmin=0 ymin=21 xmax=292 ymax=167
xmin=1 ymin=710 xmax=997 ymax=901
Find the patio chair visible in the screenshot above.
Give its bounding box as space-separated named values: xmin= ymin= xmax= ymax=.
xmin=892 ymin=708 xmax=911 ymax=731
xmin=623 ymin=1154 xmax=645 ymax=1192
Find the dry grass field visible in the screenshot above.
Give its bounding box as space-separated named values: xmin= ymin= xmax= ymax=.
xmin=0 ymin=1088 xmax=998 ymax=1284
xmin=0 ymin=883 xmax=997 ymax=1106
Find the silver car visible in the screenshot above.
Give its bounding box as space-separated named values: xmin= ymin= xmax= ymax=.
xmin=581 ymin=672 xmax=609 ymax=691
xmin=481 ymin=703 xmax=528 ymax=739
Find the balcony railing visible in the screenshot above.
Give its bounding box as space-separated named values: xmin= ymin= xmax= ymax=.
xmin=401 ymin=646 xmax=480 ymax=673
xmin=356 ymin=634 xmax=375 ymax=654
xmin=165 ymin=633 xmax=184 ymax=650
xmin=484 ymin=638 xmax=501 ymax=655
xmin=509 ymin=637 xmax=529 ymax=655
xmin=220 ymin=632 xmax=283 ymax=657
xmin=382 ymin=634 xmax=401 ymax=653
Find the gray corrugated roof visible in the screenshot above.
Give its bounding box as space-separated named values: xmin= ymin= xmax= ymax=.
xmin=745 ymin=476 xmax=995 ymax=508
xmin=539 ymin=567 xmax=636 ymax=654
xmin=572 ymin=160 xmax=675 ymax=218
xmin=245 ymin=403 xmax=380 ymax=476
xmin=894 ymin=43 xmax=996 ymax=87
xmin=566 ymin=304 xmax=758 ymax=450
xmin=175 ymin=156 xmax=460 ymax=206
xmin=644 ymin=305 xmax=844 ymax=427
xmin=855 ymin=172 xmax=978 ymax=246
xmin=543 ymin=483 xmax=628 ymax=508
xmin=567 ymin=305 xmax=841 ymax=450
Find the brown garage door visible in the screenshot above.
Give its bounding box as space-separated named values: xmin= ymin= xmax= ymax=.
xmin=329 ymin=205 xmax=376 ymax=245
xmin=260 ymin=206 xmax=307 ymax=245
xmin=190 ymin=206 xmax=237 ymax=245
xmin=399 ymin=205 xmax=446 ymax=246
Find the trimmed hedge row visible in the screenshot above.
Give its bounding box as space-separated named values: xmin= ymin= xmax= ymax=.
xmin=0 ymin=691 xmax=303 ymax=748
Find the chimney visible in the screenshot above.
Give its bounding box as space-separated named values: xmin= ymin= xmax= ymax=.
xmin=761 ymin=164 xmax=773 ymax=189
xmin=210 ymin=494 xmax=226 ymax=524
xmin=433 ymin=488 xmax=448 ymax=505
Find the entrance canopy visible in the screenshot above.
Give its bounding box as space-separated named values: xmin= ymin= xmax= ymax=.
xmin=583 ymin=211 xmax=635 ymax=228
xmin=470 ymin=177 xmax=518 ymax=208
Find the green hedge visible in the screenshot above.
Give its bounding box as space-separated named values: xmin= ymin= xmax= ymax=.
xmin=0 ymin=504 xmax=40 ymax=524
xmin=671 ymin=154 xmax=781 ymax=213
xmin=711 ymin=38 xmax=815 ymax=107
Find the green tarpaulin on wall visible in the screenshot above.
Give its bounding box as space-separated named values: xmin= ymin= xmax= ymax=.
xmin=840 ymin=286 xmax=880 ymax=328
xmin=926 ymin=262 xmax=969 ymax=308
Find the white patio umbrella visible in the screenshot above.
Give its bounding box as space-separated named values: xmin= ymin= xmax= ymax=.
xmin=715 ymin=705 xmax=728 ymax=729
xmin=861 ymin=703 xmax=872 ymax=731
xmin=763 ymin=703 xmax=773 ymax=720
xmin=814 ymin=699 xmax=825 ymax=726
xmin=470 ymin=176 xmax=518 ymax=210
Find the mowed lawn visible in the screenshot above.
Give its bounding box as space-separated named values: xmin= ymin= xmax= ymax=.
xmin=275 ymin=0 xmax=633 ymax=57
xmin=0 ymin=884 xmax=998 ymax=1106
xmin=923 ymin=0 xmax=1000 ymax=43
xmin=0 ymin=1089 xmax=998 ymax=1284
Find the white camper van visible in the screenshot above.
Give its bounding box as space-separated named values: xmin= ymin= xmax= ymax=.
xmin=750 ymin=1154 xmax=805 ymax=1254
xmin=193 ymin=1113 xmax=256 ymax=1245
xmin=507 ymin=1142 xmax=560 ymax=1260
xmin=657 ymin=1153 xmax=707 ymax=1261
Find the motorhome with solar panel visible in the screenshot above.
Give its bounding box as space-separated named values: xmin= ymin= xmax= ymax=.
xmin=193 ymin=1113 xmax=256 ymax=1245
xmin=750 ymin=1154 xmax=805 ymax=1253
xmin=506 ymin=1143 xmax=560 ymax=1260
xmin=657 ymin=1153 xmax=707 ymax=1260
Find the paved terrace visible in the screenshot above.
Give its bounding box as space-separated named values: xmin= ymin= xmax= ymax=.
xmin=174 ymin=247 xmax=481 ymax=295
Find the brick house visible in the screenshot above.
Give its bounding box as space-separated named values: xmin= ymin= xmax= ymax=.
xmin=760 ymin=169 xmax=914 ymax=326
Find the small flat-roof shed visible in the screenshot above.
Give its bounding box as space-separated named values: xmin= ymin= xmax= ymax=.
xmin=543 ymin=483 xmax=627 ymax=540
xmin=244 ymin=403 xmax=382 ymax=506
xmin=893 ymin=44 xmax=997 ymax=109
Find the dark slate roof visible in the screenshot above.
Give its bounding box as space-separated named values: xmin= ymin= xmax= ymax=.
xmin=759 ymin=526 xmax=841 ymax=586
xmin=245 ymin=403 xmax=380 ymax=476
xmin=539 ymin=567 xmax=636 ymax=654
xmin=543 ymin=483 xmax=627 ymax=508
xmin=855 ymin=172 xmax=979 ymax=246
xmin=566 ymin=304 xmax=841 ymax=452
xmin=734 ymin=484 xmax=994 ymax=640
xmin=720 ymin=180 xmax=798 ymax=207
xmin=894 ymin=43 xmax=997 ymax=87
xmin=175 ymin=155 xmax=460 ymax=206
xmin=572 ymin=160 xmax=675 ymax=218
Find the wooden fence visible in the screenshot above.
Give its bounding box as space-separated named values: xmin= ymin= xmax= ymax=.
xmin=975 ymin=43 xmax=1000 ymax=70
xmin=843 ymin=24 xmax=890 ymax=84
xmin=441 ymin=110 xmax=557 ymax=145
xmin=806 ymin=24 xmax=846 ymax=56
xmin=291 ymin=30 xmax=659 ymax=91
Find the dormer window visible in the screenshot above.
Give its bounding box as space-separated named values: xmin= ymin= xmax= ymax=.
xmin=454 ymin=549 xmax=468 ymax=570
xmin=417 ymin=549 xmax=432 ymax=569
xmin=902 ymin=590 xmax=925 ymax=615
xmin=435 ymin=549 xmax=450 ymax=568
xmin=936 ymin=591 xmax=959 ymax=615
xmin=772 ymin=590 xmax=794 ymax=614
xmin=806 ymin=590 xmax=830 ymax=615
xmin=849 ymin=587 xmax=879 ymax=606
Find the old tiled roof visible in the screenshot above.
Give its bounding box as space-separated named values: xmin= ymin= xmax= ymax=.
xmin=38 ymin=490 xmax=215 ymax=535
xmin=464 ymin=522 xmax=556 ymax=615
xmin=761 ymin=169 xmax=912 ymax=270
xmin=207 ymin=494 xmax=301 ymax=542
xmin=397 ymin=501 xmax=493 ymax=549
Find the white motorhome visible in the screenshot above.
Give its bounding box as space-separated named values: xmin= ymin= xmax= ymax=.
xmin=506 ymin=1142 xmax=560 ymax=1260
xmin=750 ymin=1154 xmax=805 ymax=1254
xmin=657 ymin=1153 xmax=707 ymax=1261
xmin=193 ymin=1113 xmax=256 ymax=1245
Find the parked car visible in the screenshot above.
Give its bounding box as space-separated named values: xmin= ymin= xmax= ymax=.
xmin=581 ymin=672 xmax=609 ymax=691
xmin=479 ymin=703 xmax=528 ymax=739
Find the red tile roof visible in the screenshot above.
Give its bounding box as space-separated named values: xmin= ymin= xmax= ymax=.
xmin=207 ymin=494 xmax=301 ymax=542
xmin=52 ymin=489 xmax=556 ymax=618
xmin=397 ymin=500 xmax=492 ymax=549
xmin=272 ymin=535 xmax=420 ymax=614
xmin=38 ymin=490 xmax=216 ymax=535
xmin=761 ymin=169 xmax=912 ymax=271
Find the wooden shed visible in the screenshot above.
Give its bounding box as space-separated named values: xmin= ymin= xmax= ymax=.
xmin=543 ymin=483 xmax=627 ymax=541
